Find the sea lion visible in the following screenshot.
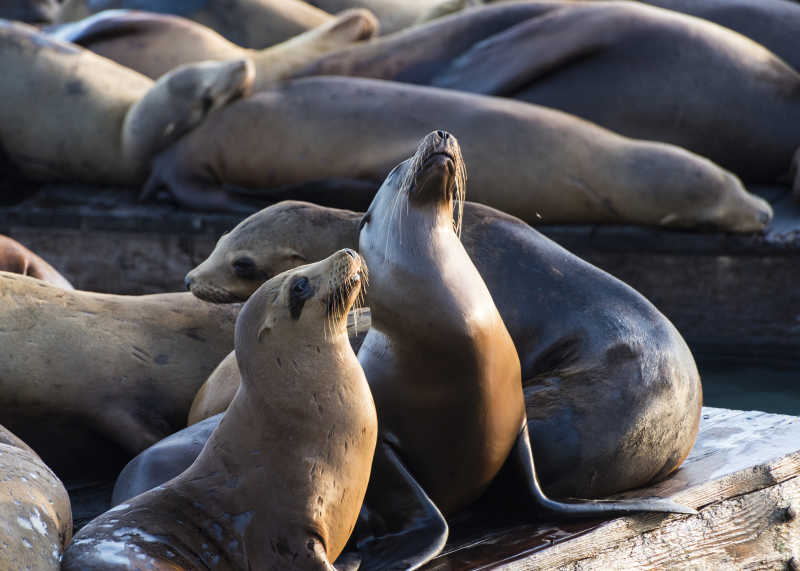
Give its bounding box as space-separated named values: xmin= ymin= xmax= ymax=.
xmin=184 ymin=197 xmax=702 ymax=499
xmin=0 ymin=20 xmax=253 ymax=186
xmin=0 ymin=272 xmax=238 ymax=481
xmin=48 ymin=8 xmax=378 ymax=85
xmin=55 ymin=0 xmax=332 ymax=48
xmin=0 ymin=424 xmax=72 ymax=571
xmin=575 ymin=0 xmax=800 ymax=71
xmin=63 ymin=249 xmax=377 ymax=571
xmin=0 ymin=234 xmax=73 ymax=289
xmin=144 ymin=75 xmax=771 ymax=231
xmin=430 ymin=1 xmax=800 ymax=185
xmin=2 ymin=0 xmax=62 ymax=23
xmin=352 ymin=130 xmax=695 ymax=569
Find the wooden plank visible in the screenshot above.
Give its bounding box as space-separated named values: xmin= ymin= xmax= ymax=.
xmin=424 ymin=408 xmax=800 ymax=569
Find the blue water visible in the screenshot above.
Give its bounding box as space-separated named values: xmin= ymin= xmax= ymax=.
xmin=697 ymin=355 xmax=800 ymax=416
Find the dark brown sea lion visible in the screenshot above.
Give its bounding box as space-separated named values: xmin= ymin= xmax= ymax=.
xmin=63 ymin=249 xmax=377 ymax=570
xmin=0 ymin=20 xmax=253 ymax=186
xmin=0 ymin=424 xmax=72 ymax=571
xmin=55 ymin=0 xmax=332 ymax=48
xmin=0 ymin=272 xmax=238 ymax=480
xmin=185 ymin=197 xmax=702 ymax=498
xmin=578 ymin=0 xmax=800 ymax=71
xmin=143 ymin=76 xmax=771 ymax=231
xmin=0 ymin=234 xmax=73 ymax=289
xmin=350 ymin=130 xmax=696 ymax=569
xmin=430 ymin=1 xmax=800 ymax=185
xmin=47 ymin=8 xmax=378 ymax=85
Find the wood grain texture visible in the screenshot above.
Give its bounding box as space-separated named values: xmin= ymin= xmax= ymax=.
xmin=425 ymin=408 xmax=800 ymax=569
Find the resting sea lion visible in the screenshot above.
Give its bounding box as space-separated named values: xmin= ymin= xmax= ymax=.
xmin=0 ymin=272 xmax=238 ymax=480
xmin=1 ymin=0 xmax=62 ymax=23
xmin=0 ymin=234 xmax=73 ymax=289
xmin=48 ymin=8 xmax=378 ymax=85
xmin=63 ymin=249 xmax=377 ymax=571
xmin=0 ymin=20 xmax=253 ymax=186
xmin=55 ymin=0 xmax=332 ymax=48
xmin=185 ymin=197 xmax=702 ymax=498
xmin=430 ymin=1 xmax=800 ymax=185
xmin=352 ymin=130 xmax=695 ymax=568
xmin=575 ymin=0 xmax=800 ymax=71
xmin=144 ymin=75 xmax=771 ymax=231
xmin=0 ymin=424 xmax=72 ymax=571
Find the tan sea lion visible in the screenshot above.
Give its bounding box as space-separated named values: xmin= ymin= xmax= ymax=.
xmin=0 ymin=424 xmax=72 ymax=571
xmin=352 ymin=131 xmax=695 ymax=569
xmin=0 ymin=272 xmax=238 ymax=481
xmin=185 ymin=197 xmax=702 ymax=499
xmin=55 ymin=0 xmax=332 ymax=48
xmin=63 ymin=249 xmax=377 ymax=570
xmin=0 ymin=20 xmax=253 ymax=186
xmin=0 ymin=234 xmax=73 ymax=289
xmin=144 ymin=75 xmax=771 ymax=231
xmin=48 ymin=8 xmax=378 ymax=85
xmin=430 ymin=1 xmax=800 ymax=185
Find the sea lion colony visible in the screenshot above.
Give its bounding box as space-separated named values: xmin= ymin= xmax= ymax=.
xmin=0 ymin=0 xmax=797 ymax=568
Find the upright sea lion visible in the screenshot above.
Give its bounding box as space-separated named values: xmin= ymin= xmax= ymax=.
xmin=430 ymin=1 xmax=800 ymax=184
xmin=63 ymin=249 xmax=377 ymax=570
xmin=0 ymin=234 xmax=73 ymax=289
xmin=0 ymin=424 xmax=72 ymax=571
xmin=353 ymin=130 xmax=695 ymax=569
xmin=185 ymin=198 xmax=702 ymax=498
xmin=0 ymin=21 xmax=253 ymax=186
xmin=48 ymin=8 xmax=378 ymax=85
xmin=0 ymin=272 xmax=238 ymax=480
xmin=1 ymin=0 xmax=62 ymax=23
xmin=55 ymin=0 xmax=332 ymax=48
xmin=144 ymin=75 xmax=771 ymax=231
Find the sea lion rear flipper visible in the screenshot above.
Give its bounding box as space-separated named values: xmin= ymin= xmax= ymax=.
xmin=431 ymin=6 xmax=618 ymax=96
xmin=509 ymin=424 xmax=698 ymax=517
xmin=356 ymin=439 xmax=448 ymax=571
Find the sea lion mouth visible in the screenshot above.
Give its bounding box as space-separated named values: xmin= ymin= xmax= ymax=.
xmin=326 ymin=251 xmax=367 ymax=326
xmin=190 ymin=283 xmax=244 ymax=304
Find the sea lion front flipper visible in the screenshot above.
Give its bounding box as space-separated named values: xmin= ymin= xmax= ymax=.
xmin=431 ymin=5 xmax=619 ymax=96
xmin=508 ymin=424 xmax=697 ymax=517
xmin=356 ymin=439 xmax=448 ymax=571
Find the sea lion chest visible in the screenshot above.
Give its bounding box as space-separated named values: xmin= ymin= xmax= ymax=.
xmin=359 ymin=232 xmax=524 ymax=515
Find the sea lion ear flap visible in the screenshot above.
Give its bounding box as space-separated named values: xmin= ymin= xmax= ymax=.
xmin=257 ymin=314 xmax=278 ymax=341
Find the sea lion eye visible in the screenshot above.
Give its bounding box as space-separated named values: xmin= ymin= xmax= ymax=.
xmin=232 ymin=257 xmax=256 ymax=278
xmin=292 ymin=277 xmax=310 ymax=295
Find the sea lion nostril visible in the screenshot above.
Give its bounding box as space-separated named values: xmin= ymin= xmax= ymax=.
xmin=343 ymin=249 xmax=358 ymax=260
xmin=436 ymin=130 xmax=447 ymax=140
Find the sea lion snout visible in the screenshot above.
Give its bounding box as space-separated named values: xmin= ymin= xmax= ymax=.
xmin=407 ymin=130 xmax=466 ymax=206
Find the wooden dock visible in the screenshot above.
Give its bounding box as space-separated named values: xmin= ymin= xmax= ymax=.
xmin=424 ymin=407 xmax=800 ymax=570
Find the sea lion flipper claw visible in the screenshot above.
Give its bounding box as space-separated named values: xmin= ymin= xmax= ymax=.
xmin=511 ymin=424 xmax=698 ymax=517
xmin=356 ymin=440 xmax=448 ymax=571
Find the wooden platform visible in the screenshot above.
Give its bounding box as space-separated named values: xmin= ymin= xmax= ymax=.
xmin=423 ymin=407 xmax=800 ymax=570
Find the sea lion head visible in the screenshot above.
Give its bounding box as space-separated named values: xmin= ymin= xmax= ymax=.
xmin=359 ymin=130 xmax=467 ymax=251
xmin=123 ymin=57 xmax=254 ymax=162
xmin=185 ymin=202 xmax=336 ymax=303
xmin=235 ymin=248 xmax=366 ymax=360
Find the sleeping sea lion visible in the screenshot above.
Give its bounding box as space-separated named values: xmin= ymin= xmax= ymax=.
xmin=48 ymin=8 xmax=378 ymax=85
xmin=55 ymin=0 xmax=332 ymax=48
xmin=0 ymin=20 xmax=253 ymax=186
xmin=63 ymin=249 xmax=377 ymax=570
xmin=143 ymin=75 xmax=771 ymax=231
xmin=0 ymin=272 xmax=238 ymax=480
